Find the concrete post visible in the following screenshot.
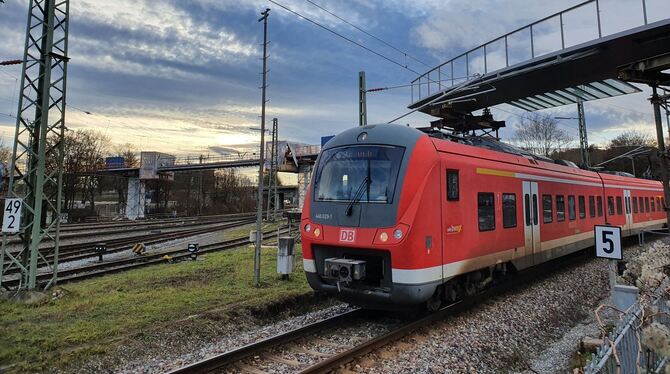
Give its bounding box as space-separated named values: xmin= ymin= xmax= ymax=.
xmin=125 ymin=177 xmax=145 ymax=220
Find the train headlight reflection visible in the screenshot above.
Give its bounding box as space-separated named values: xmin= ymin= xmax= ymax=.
xmin=304 ymin=223 xmax=311 ymax=233
xmin=379 ymin=232 xmax=388 ymax=242
xmin=393 ymin=229 xmax=403 ymax=240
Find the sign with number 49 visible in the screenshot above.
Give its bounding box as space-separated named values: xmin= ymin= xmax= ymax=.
xmin=2 ymin=198 xmax=22 ymax=233
xmin=594 ymin=225 xmax=622 ymax=260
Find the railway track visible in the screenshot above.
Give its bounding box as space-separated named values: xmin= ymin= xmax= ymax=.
xmin=58 ymin=212 xmax=257 ymax=233
xmin=167 ymin=249 xmax=592 ymax=374
xmin=1 ymin=226 xmax=290 ymax=289
xmin=3 ymin=214 xmax=256 ymax=247
xmin=1 ymin=219 xmax=256 ymax=276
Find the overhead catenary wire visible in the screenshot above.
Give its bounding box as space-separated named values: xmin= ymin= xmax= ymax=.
xmin=266 ymin=0 xmax=424 ymax=76
xmin=303 ymin=0 xmax=430 ymax=68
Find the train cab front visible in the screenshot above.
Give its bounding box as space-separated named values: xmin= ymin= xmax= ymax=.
xmin=301 ymin=125 xmax=438 ymax=310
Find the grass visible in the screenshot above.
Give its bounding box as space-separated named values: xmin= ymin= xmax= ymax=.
xmin=0 ymin=225 xmax=310 ymax=372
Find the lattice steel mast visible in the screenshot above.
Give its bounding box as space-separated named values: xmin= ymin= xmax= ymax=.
xmin=266 ymin=118 xmax=278 ymax=221
xmin=0 ymin=0 xmax=68 ymax=291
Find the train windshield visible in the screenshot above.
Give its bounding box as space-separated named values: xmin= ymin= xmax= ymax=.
xmin=314 ymin=145 xmax=405 ymax=203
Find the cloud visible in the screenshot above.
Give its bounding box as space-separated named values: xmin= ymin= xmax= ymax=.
xmin=207 ymin=145 xmax=244 ymax=155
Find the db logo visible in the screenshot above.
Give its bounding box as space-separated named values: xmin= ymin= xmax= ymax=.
xmin=339 ymin=228 xmax=356 ymax=243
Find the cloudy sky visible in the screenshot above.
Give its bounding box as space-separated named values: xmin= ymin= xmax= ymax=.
xmin=0 ymin=0 xmax=668 ymax=157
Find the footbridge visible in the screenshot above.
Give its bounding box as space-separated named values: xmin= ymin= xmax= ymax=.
xmin=408 ymin=0 xmax=670 ymax=123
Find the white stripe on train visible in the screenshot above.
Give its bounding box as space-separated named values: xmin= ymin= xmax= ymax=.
xmin=304 ymin=219 xmax=666 ymax=285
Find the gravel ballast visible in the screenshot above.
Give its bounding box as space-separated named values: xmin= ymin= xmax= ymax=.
xmin=65 ymin=240 xmax=666 ymax=373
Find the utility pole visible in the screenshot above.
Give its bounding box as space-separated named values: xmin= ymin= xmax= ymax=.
xmin=577 ymin=99 xmax=590 ymax=168
xmin=254 ymin=8 xmax=270 ymax=286
xmin=0 ymin=0 xmax=69 ymax=292
xmin=651 ymin=86 xmax=670 ymax=228
xmin=359 ymin=71 xmax=367 ymax=126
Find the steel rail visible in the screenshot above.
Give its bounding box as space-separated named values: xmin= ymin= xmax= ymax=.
xmin=300 ymin=250 xmax=592 ymax=374
xmin=168 ymin=249 xmax=592 ymax=373
xmin=1 ymin=219 xmax=256 ymax=276
xmin=58 ymin=212 xmax=258 ymax=232
xmin=1 ymin=226 xmax=287 ymax=288
xmin=165 ymin=309 xmax=366 ymax=374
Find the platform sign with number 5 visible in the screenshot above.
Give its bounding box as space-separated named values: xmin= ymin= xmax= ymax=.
xmin=2 ymin=198 xmax=22 ymax=233
xmin=594 ymin=225 xmax=622 ymax=260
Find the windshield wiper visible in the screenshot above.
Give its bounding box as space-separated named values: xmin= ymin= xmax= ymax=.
xmin=345 ymin=176 xmax=370 ymax=216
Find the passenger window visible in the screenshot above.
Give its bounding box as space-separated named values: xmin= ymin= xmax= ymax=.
xmin=662 ymin=197 xmax=666 ymax=211
xmin=651 ymin=198 xmax=655 ymax=212
xmin=608 ymin=197 xmax=615 ymax=215
xmin=639 ymin=197 xmax=645 ymax=213
xmin=568 ymin=195 xmax=576 ymax=221
xmin=502 ymin=193 xmax=516 ymax=228
xmin=478 ymin=192 xmax=495 ymax=231
xmin=578 ymin=196 xmax=586 ymax=219
xmin=542 ymin=195 xmax=553 ymax=223
xmin=446 ymin=170 xmax=459 ymax=201
xmin=645 ymin=197 xmax=650 ymax=212
xmin=656 ymin=197 xmax=661 ymax=211
xmin=588 ymin=196 xmax=596 ymax=218
xmin=597 ymin=196 xmax=603 ymax=217
xmin=616 ymin=197 xmax=623 ymax=215
xmin=633 ymin=196 xmax=638 ymax=213
xmin=556 ymin=195 xmax=565 ymax=222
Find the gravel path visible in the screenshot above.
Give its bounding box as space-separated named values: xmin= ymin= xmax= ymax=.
xmin=58 ymin=297 xmax=349 ymax=374
xmin=344 ymin=256 xmax=611 ymax=374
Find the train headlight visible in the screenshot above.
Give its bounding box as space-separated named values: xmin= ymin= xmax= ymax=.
xmin=304 ymin=223 xmax=311 ymax=233
xmin=393 ymin=229 xmax=403 ymax=240
xmin=379 ymin=232 xmax=388 ymax=242
xmin=313 ymin=228 xmax=321 ymax=237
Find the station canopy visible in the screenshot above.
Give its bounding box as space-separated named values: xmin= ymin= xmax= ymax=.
xmin=507 ymin=79 xmax=641 ymax=112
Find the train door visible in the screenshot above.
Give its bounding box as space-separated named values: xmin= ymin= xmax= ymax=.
xmin=522 ymin=181 xmax=540 ymax=261
xmin=623 ymin=189 xmax=633 ymax=234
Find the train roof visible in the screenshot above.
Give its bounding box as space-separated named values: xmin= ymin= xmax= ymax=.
xmin=421 ymin=127 xmax=661 ymax=187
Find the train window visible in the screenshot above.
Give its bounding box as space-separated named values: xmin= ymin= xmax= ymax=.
xmin=607 ymin=197 xmax=615 ymax=216
xmin=524 ymin=195 xmax=531 ymax=226
xmin=597 ymin=196 xmax=603 ymax=217
xmin=645 ymin=197 xmax=650 ymax=212
xmin=578 ymin=196 xmax=586 ymax=219
xmin=616 ymin=197 xmax=623 ymax=215
xmin=663 ymin=197 xmax=666 ymax=211
xmin=639 ymin=197 xmax=645 ymax=213
xmin=633 ymin=196 xmax=638 ymax=213
xmin=568 ymin=195 xmax=576 ymax=221
xmin=651 ymin=198 xmax=655 ymax=212
xmin=478 ymin=193 xmax=495 ymax=231
xmin=542 ymin=195 xmax=553 ymax=223
xmin=446 ymin=170 xmax=459 ymax=201
xmin=503 ymin=193 xmax=516 ymax=228
xmin=556 ymin=195 xmax=565 ymax=222
xmin=589 ymin=196 xmax=596 ymax=218
xmin=656 ymin=197 xmax=661 ymax=211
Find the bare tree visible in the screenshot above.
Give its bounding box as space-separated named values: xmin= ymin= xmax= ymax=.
xmin=49 ymin=129 xmax=110 ymax=211
xmin=609 ymin=130 xmax=656 ymax=148
xmin=112 ymin=143 xmax=139 ymax=167
xmin=510 ymin=113 xmax=574 ymax=157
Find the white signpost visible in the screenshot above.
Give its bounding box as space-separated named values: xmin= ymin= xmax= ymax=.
xmin=595 ymin=225 xmax=623 ymax=294
xmin=2 ymin=198 xmax=22 ymax=233
xmin=594 ymin=225 xmax=622 ymax=260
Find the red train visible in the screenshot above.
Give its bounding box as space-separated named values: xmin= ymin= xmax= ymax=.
xmin=301 ymin=124 xmax=666 ymax=310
